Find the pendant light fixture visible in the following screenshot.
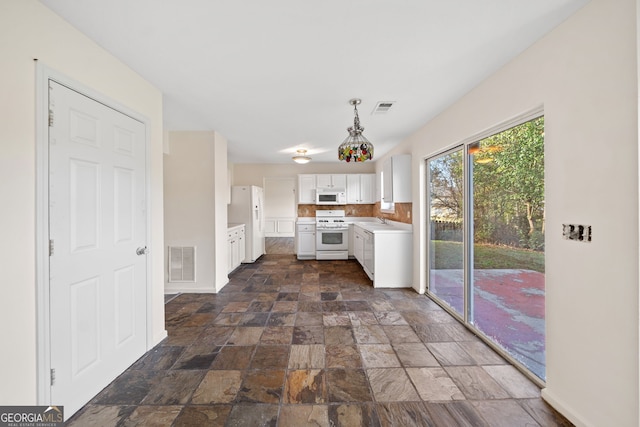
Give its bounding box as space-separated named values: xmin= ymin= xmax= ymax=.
xmin=292 ymin=149 xmax=311 ymax=164
xmin=338 ymin=98 xmax=374 ymax=162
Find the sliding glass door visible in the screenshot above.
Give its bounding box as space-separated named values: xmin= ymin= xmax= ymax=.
xmin=426 ymin=116 xmax=545 ymax=381
xmin=427 ymin=148 xmax=465 ymax=318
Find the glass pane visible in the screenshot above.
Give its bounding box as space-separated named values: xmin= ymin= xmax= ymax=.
xmin=470 ymin=116 xmax=545 ymax=380
xmin=321 ymin=232 xmax=343 ymax=245
xmin=427 ymin=149 xmax=464 ymax=316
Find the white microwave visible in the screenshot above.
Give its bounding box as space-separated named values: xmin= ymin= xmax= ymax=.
xmin=316 ymin=189 xmax=346 ymax=205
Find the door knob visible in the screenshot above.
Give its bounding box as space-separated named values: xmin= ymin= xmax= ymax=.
xmin=136 ymin=246 xmax=148 ymax=256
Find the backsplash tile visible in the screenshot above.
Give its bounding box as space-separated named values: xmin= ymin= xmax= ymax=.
xmin=298 ymin=204 xmax=374 ymax=218
xmin=374 ymin=202 xmax=412 ymax=224
xmin=298 ymin=203 xmax=412 ymax=225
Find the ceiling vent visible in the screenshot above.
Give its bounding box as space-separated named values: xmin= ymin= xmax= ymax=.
xmin=372 ymin=101 xmax=395 ymax=114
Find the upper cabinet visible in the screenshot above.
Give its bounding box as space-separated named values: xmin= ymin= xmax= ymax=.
xmin=382 ymin=154 xmax=412 ymax=203
xmin=298 ymin=173 xmax=376 ymax=205
xmin=346 ymin=174 xmax=376 ymax=204
xmin=298 ymin=174 xmax=317 ymax=204
xmin=316 ymin=174 xmax=346 ymax=189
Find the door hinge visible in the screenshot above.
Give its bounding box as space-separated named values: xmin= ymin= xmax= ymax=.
xmin=50 ymin=368 xmax=56 ymax=386
xmin=48 ymin=109 xmax=54 ymax=127
xmin=49 ymin=239 xmax=54 ymax=256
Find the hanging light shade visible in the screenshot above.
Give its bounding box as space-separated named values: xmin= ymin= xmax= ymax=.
xmin=292 ymin=149 xmax=311 ymax=164
xmin=338 ymin=98 xmax=374 ymax=162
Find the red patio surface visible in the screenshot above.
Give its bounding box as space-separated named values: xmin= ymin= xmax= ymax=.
xmin=430 ymin=269 xmax=545 ymax=380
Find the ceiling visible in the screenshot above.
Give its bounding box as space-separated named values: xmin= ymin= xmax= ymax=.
xmin=39 ymin=0 xmax=590 ymax=164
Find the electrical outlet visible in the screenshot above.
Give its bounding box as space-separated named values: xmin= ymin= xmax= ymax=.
xmin=562 ymin=224 xmax=592 ymax=242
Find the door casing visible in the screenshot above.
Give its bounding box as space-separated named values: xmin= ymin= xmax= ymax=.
xmin=35 ymin=63 xmax=154 ymax=405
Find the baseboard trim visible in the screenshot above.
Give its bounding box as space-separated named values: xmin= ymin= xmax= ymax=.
xmin=164 ymin=285 xmax=217 ymax=294
xmin=541 ymin=387 xmax=590 ymax=427
xmin=151 ymin=330 xmax=168 ymax=349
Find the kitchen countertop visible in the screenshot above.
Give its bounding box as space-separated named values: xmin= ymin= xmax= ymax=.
xmin=227 ymin=223 xmax=245 ymax=231
xmin=296 ymin=217 xmax=412 ymax=233
xmin=296 ymin=218 xmax=316 ymax=224
xmin=353 ymin=221 xmax=412 ymax=234
xmin=296 ymin=216 xmax=379 ymax=224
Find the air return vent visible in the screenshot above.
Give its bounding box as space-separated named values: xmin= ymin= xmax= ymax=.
xmin=372 ymin=101 xmax=395 ymax=114
xmin=169 ymin=246 xmax=196 ymax=282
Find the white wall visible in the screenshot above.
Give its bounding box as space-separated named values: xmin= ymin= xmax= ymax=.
xmin=399 ymin=0 xmax=638 ymax=425
xmin=213 ymin=132 xmax=230 ymax=291
xmin=232 ymin=162 xmax=375 ymax=187
xmin=164 ymin=131 xmax=228 ymax=293
xmin=0 ymin=1 xmax=165 ymax=405
xmin=264 ymin=177 xmax=296 ymax=237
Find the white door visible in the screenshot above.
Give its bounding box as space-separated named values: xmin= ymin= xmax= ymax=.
xmin=48 ymin=81 xmax=147 ymax=417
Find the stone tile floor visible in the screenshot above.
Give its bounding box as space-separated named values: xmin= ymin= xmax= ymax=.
xmin=68 ymin=255 xmax=573 ymax=426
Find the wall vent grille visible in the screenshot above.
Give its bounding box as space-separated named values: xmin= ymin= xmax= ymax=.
xmin=169 ymin=246 xmax=196 ymax=282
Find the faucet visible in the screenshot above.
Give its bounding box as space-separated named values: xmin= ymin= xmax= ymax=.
xmin=378 ymin=217 xmax=387 ymax=224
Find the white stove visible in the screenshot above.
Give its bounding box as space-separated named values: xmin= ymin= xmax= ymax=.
xmin=316 ymin=209 xmax=348 ymax=230
xmin=315 ymin=210 xmax=349 ymax=260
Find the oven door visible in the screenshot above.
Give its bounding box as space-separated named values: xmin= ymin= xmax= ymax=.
xmin=316 ymin=228 xmax=349 ymax=251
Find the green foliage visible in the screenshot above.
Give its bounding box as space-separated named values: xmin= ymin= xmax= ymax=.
xmin=472 ymin=116 xmax=545 ymax=250
xmin=526 ymin=230 xmax=545 ymax=252
xmin=432 ymin=240 xmax=545 ymax=273
xmin=429 ymin=150 xmax=464 ymax=221
xmin=429 ymin=116 xmax=545 ymax=252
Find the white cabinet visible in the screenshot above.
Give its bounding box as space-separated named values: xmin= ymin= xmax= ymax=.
xmin=362 ymin=229 xmax=374 ymax=279
xmin=298 ymin=174 xmax=316 ymax=204
xmin=353 ymin=226 xmax=375 ymax=285
xmin=382 ymin=154 xmax=412 ymax=203
xmin=353 ymin=227 xmax=364 ymax=263
xmin=348 ymin=224 xmax=355 ymax=258
xmin=316 ymin=174 xmax=346 ymax=189
xmin=230 ymin=238 xmax=238 ymax=272
xmin=353 ymin=223 xmax=412 ymax=288
xmin=299 ymin=173 xmax=378 ymax=205
xmin=354 ymin=226 xmax=374 ymax=280
xmin=346 ymin=175 xmax=358 ymax=204
xmin=360 ymin=174 xmax=376 ymax=203
xmin=227 ymin=225 xmax=245 ymax=273
xmin=346 ymin=174 xmax=376 ymax=204
xmin=238 ymin=228 xmax=245 ymax=268
xmin=382 ymin=159 xmax=392 ymax=202
xmin=296 ymin=223 xmax=316 ymax=259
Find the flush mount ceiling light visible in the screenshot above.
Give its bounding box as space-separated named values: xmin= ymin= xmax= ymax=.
xmin=338 ymin=98 xmax=374 ymax=162
xmin=292 ymin=149 xmax=312 ymax=164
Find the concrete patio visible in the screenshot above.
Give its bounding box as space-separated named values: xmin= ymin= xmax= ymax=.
xmin=430 ymin=269 xmax=545 ymax=379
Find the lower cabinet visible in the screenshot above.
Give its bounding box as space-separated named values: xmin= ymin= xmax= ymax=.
xmin=353 ymin=224 xmax=412 ymax=288
xmin=353 ymin=227 xmax=365 ymax=265
xmin=228 ymin=225 xmax=245 ymax=273
xmin=362 ymin=230 xmax=374 ymax=279
xmin=296 ymin=223 xmax=316 ymax=259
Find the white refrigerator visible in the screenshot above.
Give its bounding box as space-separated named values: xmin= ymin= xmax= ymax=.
xmin=228 ymin=185 xmax=265 ymax=263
